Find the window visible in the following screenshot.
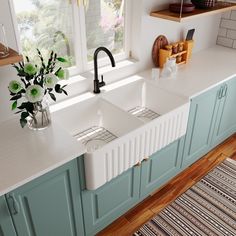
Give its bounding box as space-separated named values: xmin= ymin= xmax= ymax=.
xmin=12 ymin=0 xmax=129 ymax=75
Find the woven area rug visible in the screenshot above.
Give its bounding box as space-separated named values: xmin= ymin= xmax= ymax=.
xmin=134 ymin=158 xmax=236 ymax=236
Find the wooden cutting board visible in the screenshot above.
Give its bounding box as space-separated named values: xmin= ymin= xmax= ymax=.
xmin=152 ymin=35 xmax=169 ymax=67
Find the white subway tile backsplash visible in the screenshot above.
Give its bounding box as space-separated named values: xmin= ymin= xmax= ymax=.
xmin=230 ymin=10 xmax=236 ymax=20
xmin=222 ymin=11 xmax=231 ymax=19
xmin=227 ymin=29 xmax=236 ymax=39
xmin=217 ymin=10 xmax=236 ymax=49
xmin=218 ymin=27 xmax=227 ymax=37
xmin=233 ymin=40 xmax=236 ymax=48
xmin=217 ymin=36 xmax=233 ymax=48
xmin=221 ymin=19 xmax=236 ymax=30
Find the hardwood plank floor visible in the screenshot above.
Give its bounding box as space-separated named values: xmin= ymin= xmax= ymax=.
xmin=97 ymin=134 xmax=236 ymax=236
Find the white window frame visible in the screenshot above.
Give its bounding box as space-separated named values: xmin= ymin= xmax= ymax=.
xmin=10 ymin=0 xmax=132 ymax=77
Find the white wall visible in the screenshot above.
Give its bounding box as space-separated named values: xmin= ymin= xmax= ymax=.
xmin=0 ymin=0 xmax=222 ymax=123
xmin=139 ymin=0 xmax=221 ymax=68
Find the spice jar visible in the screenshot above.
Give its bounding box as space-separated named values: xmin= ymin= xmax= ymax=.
xmin=165 ymin=45 xmax=172 ymax=51
xmin=178 ymin=42 xmax=184 ymax=52
xmin=172 ymin=43 xmax=178 ymax=54
xmin=176 ymin=55 xmax=182 ymax=63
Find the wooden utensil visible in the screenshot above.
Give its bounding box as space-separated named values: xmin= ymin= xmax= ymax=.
xmin=152 ymin=35 xmax=169 ymax=67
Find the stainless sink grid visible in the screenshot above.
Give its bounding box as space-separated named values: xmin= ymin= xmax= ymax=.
xmin=128 ymin=106 xmax=160 ymax=122
xmin=74 ymin=126 xmax=117 ymax=145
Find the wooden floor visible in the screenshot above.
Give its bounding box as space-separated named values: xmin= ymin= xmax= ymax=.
xmin=97 ymin=134 xmax=236 ymax=236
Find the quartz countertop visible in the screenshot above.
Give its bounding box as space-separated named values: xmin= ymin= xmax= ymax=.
xmin=0 ymin=119 xmax=85 ymax=196
xmin=1 ymin=45 xmax=236 ymax=196
xmin=140 ymin=45 xmax=236 ymax=99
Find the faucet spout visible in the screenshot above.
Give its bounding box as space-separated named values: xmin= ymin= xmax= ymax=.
xmin=93 ymin=47 xmax=116 ymax=94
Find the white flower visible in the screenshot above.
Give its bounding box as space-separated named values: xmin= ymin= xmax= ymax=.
xmin=44 ymin=73 xmax=58 ymax=88
xmin=25 ymin=85 xmax=44 ymax=103
xmin=57 ymin=68 xmax=69 ymax=80
xmin=24 ymin=63 xmax=37 ymax=75
xmin=8 ymin=80 xmax=23 ymax=93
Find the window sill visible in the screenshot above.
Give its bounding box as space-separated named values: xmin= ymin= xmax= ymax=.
xmin=56 ymin=57 xmax=140 ymax=102
xmin=68 ymin=57 xmax=139 ymax=86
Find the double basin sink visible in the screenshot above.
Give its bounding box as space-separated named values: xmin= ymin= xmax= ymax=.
xmin=51 ymin=76 xmax=190 ymax=190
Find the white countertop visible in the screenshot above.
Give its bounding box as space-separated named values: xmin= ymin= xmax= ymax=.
xmin=1 ymin=45 xmax=236 ymax=196
xmin=139 ymin=45 xmax=236 ymax=99
xmin=0 ymin=119 xmax=85 ymax=196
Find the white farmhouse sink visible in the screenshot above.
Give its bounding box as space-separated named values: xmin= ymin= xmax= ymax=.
xmin=52 ymin=78 xmax=190 ymax=190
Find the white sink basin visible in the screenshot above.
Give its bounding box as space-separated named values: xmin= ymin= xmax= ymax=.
xmin=51 ymin=95 xmax=143 ymax=189
xmin=52 ymin=78 xmax=190 ymax=190
xmin=51 ymin=96 xmax=142 ymax=148
xmin=103 ymin=79 xmax=187 ymax=122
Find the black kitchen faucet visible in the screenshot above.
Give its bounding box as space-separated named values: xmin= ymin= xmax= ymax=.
xmin=93 ymin=47 xmax=116 ymax=94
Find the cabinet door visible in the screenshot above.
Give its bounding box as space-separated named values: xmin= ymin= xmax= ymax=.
xmin=140 ymin=138 xmax=184 ymax=199
xmin=212 ymin=79 xmax=236 ymax=146
xmin=0 ymin=196 xmax=17 ymax=236
xmin=80 ymin=157 xmax=141 ymax=236
xmin=182 ymin=85 xmax=220 ymax=168
xmin=6 ymin=159 xmax=84 ymax=236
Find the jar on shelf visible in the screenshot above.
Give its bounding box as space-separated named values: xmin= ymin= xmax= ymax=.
xmin=172 ymin=43 xmax=178 ymax=54
xmin=176 ymin=55 xmax=182 ymax=63
xmin=165 ymin=44 xmax=172 ymax=52
xmin=178 ymin=41 xmax=184 ymax=52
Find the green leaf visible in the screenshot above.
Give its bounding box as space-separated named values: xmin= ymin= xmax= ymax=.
xmin=20 ymin=118 xmax=27 ymax=128
xmin=49 ymin=93 xmax=56 ymax=101
xmin=57 ymin=57 xmax=68 ymax=63
xmin=21 ymin=112 xmax=29 ymax=120
xmin=55 ymin=84 xmax=62 ymax=93
xmin=15 ymin=110 xmax=22 ymax=114
xmin=62 ymin=89 xmax=68 ymax=96
xmin=18 ymin=102 xmax=34 ymax=114
xmin=10 ymin=94 xmax=22 ymax=101
xmin=12 ymin=101 xmax=17 ymax=110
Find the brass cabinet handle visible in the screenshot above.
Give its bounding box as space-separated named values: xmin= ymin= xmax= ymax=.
xmin=134 ymin=162 xmax=141 ymax=167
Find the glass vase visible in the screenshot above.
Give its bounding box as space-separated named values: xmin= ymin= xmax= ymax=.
xmin=28 ymin=98 xmax=51 ymax=130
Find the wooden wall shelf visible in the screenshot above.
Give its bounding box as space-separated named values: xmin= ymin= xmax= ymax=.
xmin=0 ymin=43 xmax=23 ymax=67
xmin=150 ymin=2 xmax=236 ymax=22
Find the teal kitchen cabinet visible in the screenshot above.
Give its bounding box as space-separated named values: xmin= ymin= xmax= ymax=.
xmin=182 ymin=85 xmax=221 ymax=168
xmin=6 ymin=159 xmax=84 ymax=236
xmin=0 ymin=196 xmax=17 ymax=236
xmin=140 ymin=138 xmax=184 ymax=199
xmin=211 ymin=79 xmax=236 ymax=147
xmin=78 ymin=157 xmax=141 ymax=236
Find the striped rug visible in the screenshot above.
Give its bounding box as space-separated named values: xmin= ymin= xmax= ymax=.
xmin=134 ymin=158 xmax=236 ymax=236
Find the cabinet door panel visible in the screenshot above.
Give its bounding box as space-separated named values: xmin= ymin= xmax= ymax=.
xmin=0 ymin=196 xmax=17 ymax=236
xmin=81 ymin=163 xmax=140 ymax=236
xmin=6 ymin=160 xmax=84 ymax=236
xmin=182 ymin=86 xmax=219 ymax=167
xmin=212 ymin=80 xmax=236 ymax=146
xmin=140 ymin=138 xmax=183 ymax=199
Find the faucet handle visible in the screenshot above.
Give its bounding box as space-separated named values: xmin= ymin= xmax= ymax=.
xmin=100 ymin=75 xmax=105 ymax=87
